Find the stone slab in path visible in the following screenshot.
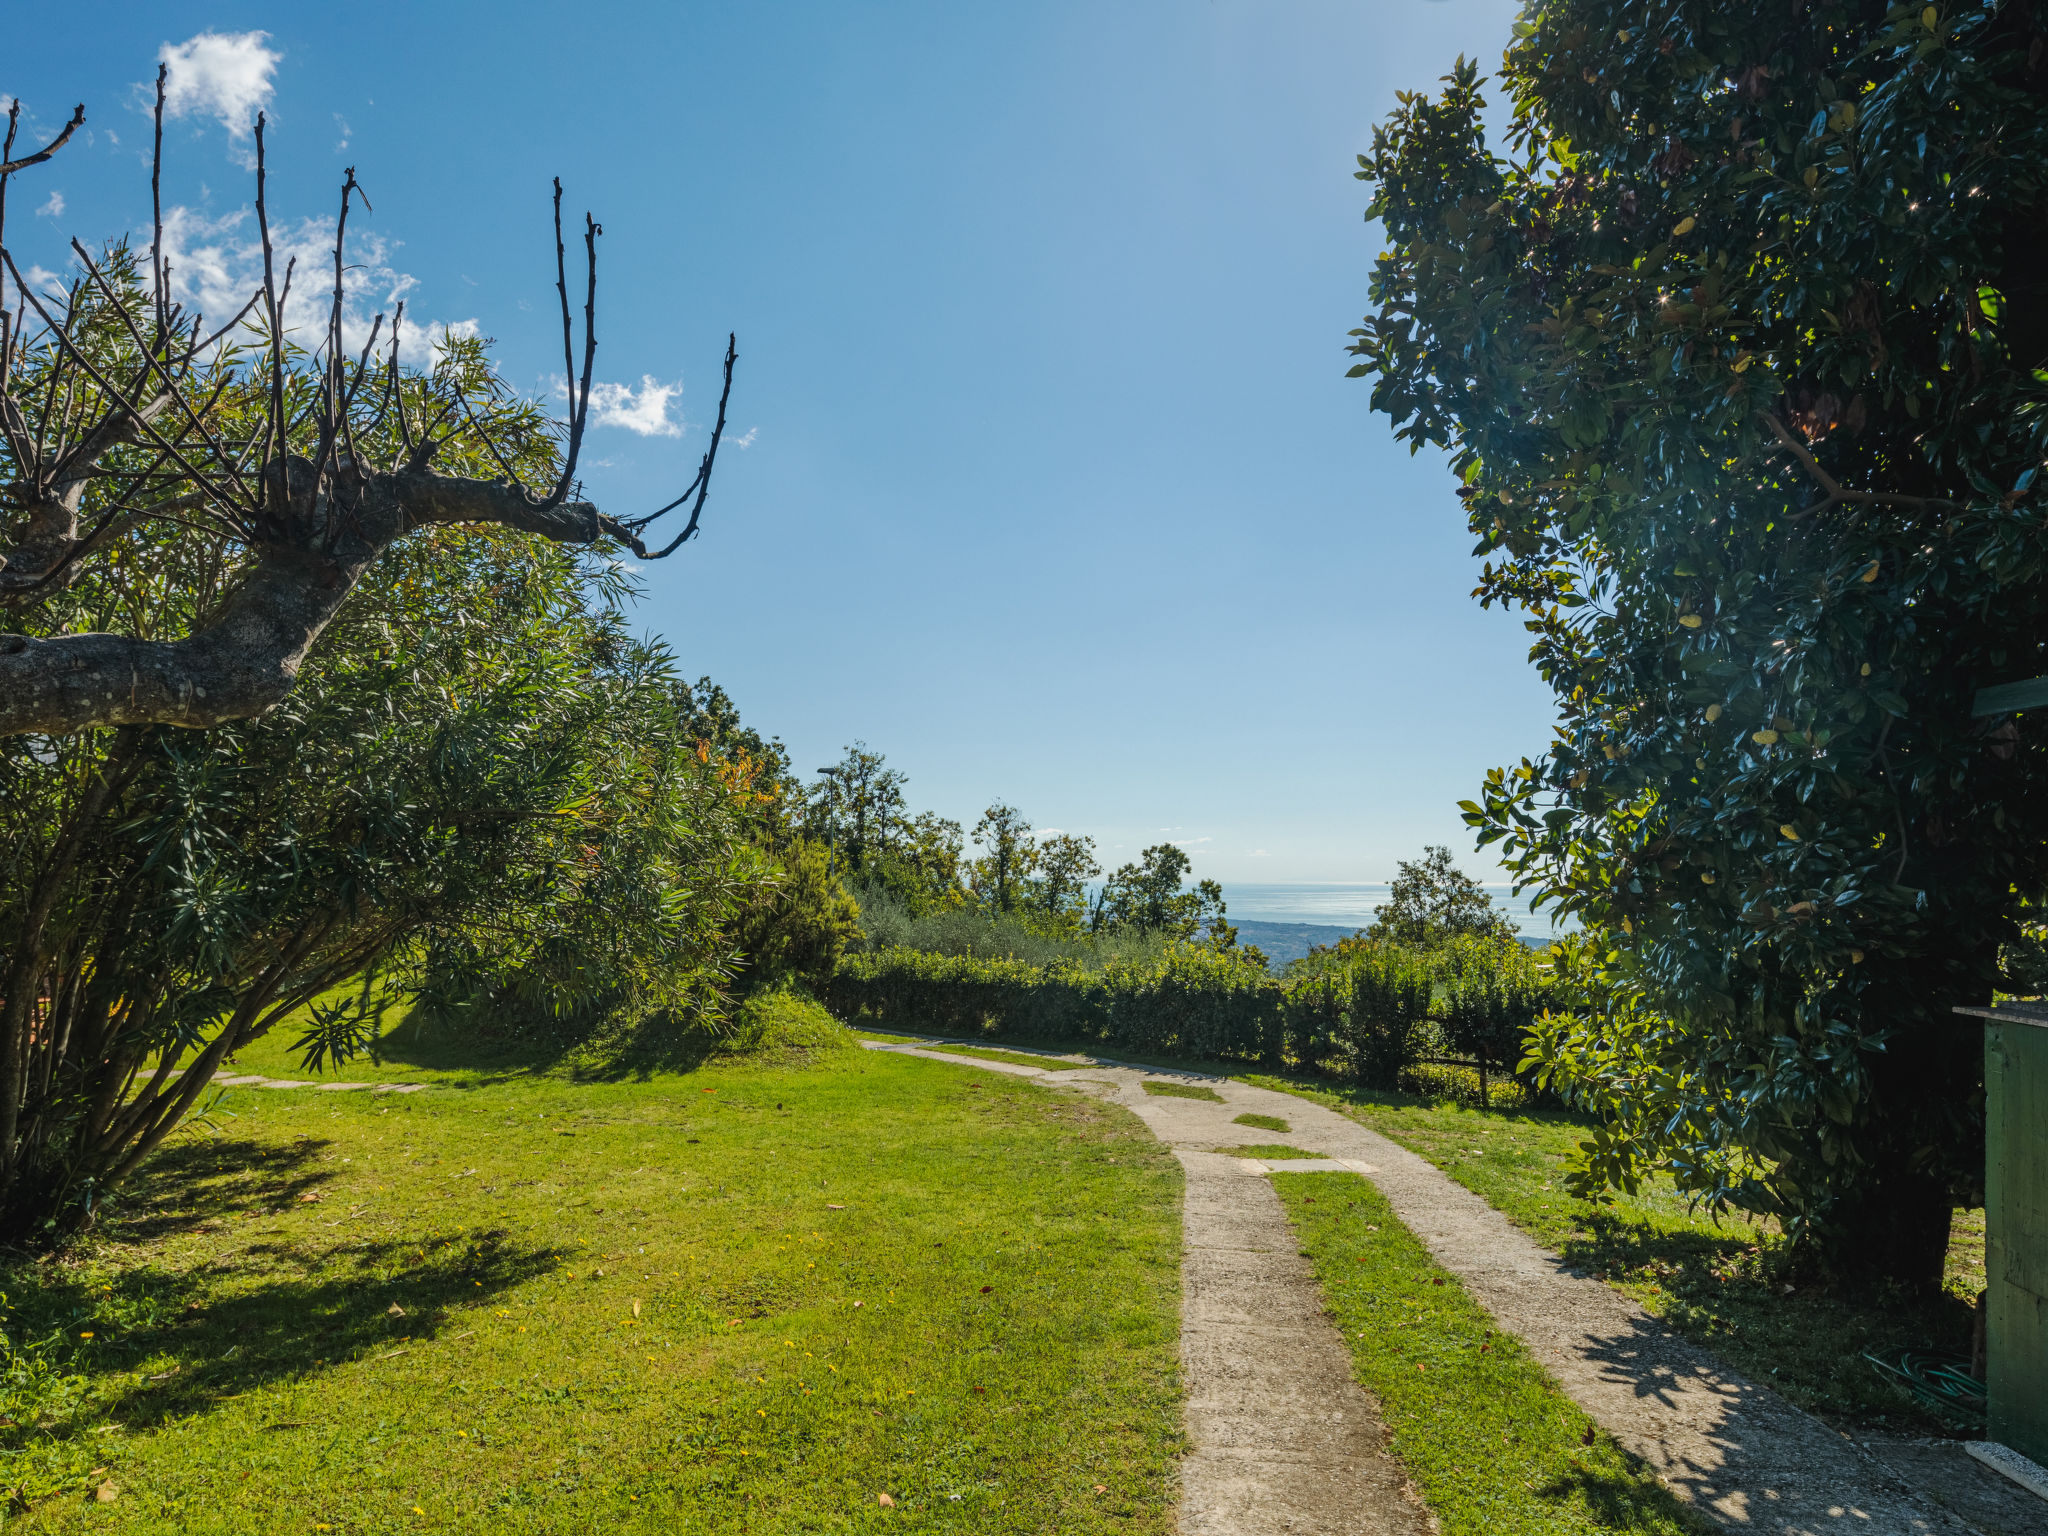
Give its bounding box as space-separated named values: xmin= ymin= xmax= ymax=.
xmin=862 ymin=1038 xmax=2046 ymax=1536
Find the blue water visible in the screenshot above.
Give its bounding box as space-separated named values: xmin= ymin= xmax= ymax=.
xmin=1214 ymin=883 xmax=1571 ymax=938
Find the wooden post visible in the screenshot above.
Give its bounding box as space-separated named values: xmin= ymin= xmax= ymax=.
xmin=1956 ymin=1002 xmax=2048 ymax=1466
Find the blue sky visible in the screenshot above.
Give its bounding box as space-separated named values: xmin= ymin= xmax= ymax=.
xmin=14 ymin=0 xmax=1548 ymax=886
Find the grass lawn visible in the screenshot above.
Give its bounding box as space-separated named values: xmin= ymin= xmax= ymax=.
xmin=1251 ymin=1075 xmax=1983 ymax=1434
xmin=1271 ymin=1172 xmax=1695 ymax=1536
xmin=1137 ymin=1083 xmax=1221 ymax=1103
xmin=3 ymin=1016 xmax=1185 ymax=1533
xmin=1210 ymin=1146 xmax=1329 ymax=1161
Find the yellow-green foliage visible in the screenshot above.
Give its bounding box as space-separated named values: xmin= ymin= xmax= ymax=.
xmin=721 ymin=986 xmax=856 ymax=1058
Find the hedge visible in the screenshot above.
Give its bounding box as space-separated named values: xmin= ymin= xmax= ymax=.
xmin=827 ymin=936 xmax=1559 ymax=1093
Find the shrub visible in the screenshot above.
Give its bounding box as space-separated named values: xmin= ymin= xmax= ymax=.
xmin=831 ymin=931 xmax=1562 ymax=1094
xmin=732 ymin=840 xmax=860 ymax=995
xmin=828 ymin=944 xmax=1279 ymax=1060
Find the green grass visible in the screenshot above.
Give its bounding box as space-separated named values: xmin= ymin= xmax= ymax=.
xmin=1211 ymin=1145 xmax=1328 ymax=1161
xmin=1230 ymin=1112 xmax=1290 ymax=1133
xmin=915 ymin=1047 xmax=1103 ymax=1072
xmin=1271 ymin=1172 xmax=1695 ymax=1536
xmin=1253 ymin=1075 xmax=1984 ymax=1433
xmin=1139 ymin=1082 xmax=1222 ymax=1103
xmin=5 ymin=1016 xmax=1184 ymax=1533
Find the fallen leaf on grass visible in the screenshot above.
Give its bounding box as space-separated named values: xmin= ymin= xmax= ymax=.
xmin=632 ymin=1300 xmax=642 ymax=1318
xmin=1092 ymin=1484 xmax=1108 ymax=1494
xmin=387 ymin=1303 xmax=406 ymax=1318
xmin=95 ymin=1483 xmax=118 ymax=1503
xmin=298 ymin=1192 xmax=323 ymax=1204
xmin=877 ymin=1492 xmax=895 ymax=1507
xmin=826 ymin=1204 xmax=845 ymax=1210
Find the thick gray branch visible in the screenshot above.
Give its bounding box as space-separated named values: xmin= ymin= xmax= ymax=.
xmin=0 ymin=467 xmax=621 ymax=736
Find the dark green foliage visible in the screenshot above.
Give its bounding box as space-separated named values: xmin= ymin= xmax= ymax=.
xmin=1350 ymin=1 xmax=2048 ymax=1283
xmin=1365 ymin=846 xmax=1517 ymax=947
xmin=1286 ymin=945 xmax=1437 ymax=1085
xmin=1093 ymin=844 xmax=1229 ymax=942
xmin=830 ymin=932 xmax=1555 ymax=1090
xmin=829 ymin=946 xmax=1284 ymax=1062
xmin=730 ymin=839 xmax=861 ymax=994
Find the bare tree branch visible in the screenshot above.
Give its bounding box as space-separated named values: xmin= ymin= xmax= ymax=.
xmin=0 ymin=95 xmax=735 ymax=737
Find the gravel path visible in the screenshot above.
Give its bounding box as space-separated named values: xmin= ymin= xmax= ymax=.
xmin=862 ymin=1038 xmax=2045 ymax=1536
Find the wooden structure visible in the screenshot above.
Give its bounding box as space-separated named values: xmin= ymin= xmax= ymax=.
xmin=1954 ymin=1000 xmax=2048 ymax=1465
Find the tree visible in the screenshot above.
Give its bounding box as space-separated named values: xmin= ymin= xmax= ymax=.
xmin=675 ymin=677 xmax=800 ymax=845
xmin=969 ymin=802 xmax=1038 ymax=915
xmin=806 ymin=743 xmax=907 ymax=877
xmin=1094 ymin=843 xmax=1228 ymax=941
xmin=877 ymin=811 xmax=968 ymax=914
xmin=1350 ymin=4 xmax=2048 ymax=1284
xmin=0 ymin=520 xmax=757 ymax=1241
xmin=1366 ymin=846 xmax=1517 ymax=949
xmin=1028 ymin=831 xmax=1101 ymax=932
xmin=0 ymin=78 xmax=736 ymax=738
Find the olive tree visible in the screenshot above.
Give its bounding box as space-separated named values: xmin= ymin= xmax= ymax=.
xmin=1353 ymin=2 xmax=2048 ymax=1285
xmin=0 ymin=74 xmax=735 ymax=736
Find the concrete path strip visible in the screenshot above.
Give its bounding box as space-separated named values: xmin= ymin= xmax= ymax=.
xmin=862 ymin=1038 xmax=2045 ymax=1536
xmin=213 ymin=1073 xmax=428 ymax=1093
xmin=865 ymin=1040 xmax=1432 ymax=1535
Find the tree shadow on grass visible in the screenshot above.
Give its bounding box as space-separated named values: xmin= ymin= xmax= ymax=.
xmin=1554 ymin=1210 xmax=1976 ymax=1432
xmin=0 ymin=1138 xmax=564 ymax=1463
xmin=1529 ymin=1457 xmax=1698 ymax=1534
xmin=369 ymin=1004 xmax=728 ymax=1084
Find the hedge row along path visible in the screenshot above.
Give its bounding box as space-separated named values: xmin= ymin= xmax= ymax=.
xmin=860 ymin=1038 xmax=2028 ymax=1536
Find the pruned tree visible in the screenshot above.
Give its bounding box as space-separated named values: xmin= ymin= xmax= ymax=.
xmin=0 ymin=74 xmax=736 ymax=738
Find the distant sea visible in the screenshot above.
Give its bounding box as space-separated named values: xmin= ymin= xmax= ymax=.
xmin=1214 ymin=883 xmax=1571 ymax=940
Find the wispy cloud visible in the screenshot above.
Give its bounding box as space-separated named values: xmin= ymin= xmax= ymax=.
xmin=333 ymin=114 xmax=351 ymax=153
xmin=35 ymin=191 xmax=63 ymax=218
xmin=158 ymin=31 xmax=281 ymax=161
xmin=727 ymin=426 xmax=758 ymax=449
xmin=1249 ymin=849 xmax=1270 ymax=859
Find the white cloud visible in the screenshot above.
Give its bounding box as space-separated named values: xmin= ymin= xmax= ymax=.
xmin=727 ymin=426 xmax=758 ymax=449
xmin=1249 ymin=849 xmax=1270 ymax=859
xmin=159 ymin=31 xmax=280 ymax=146
xmin=581 ymin=375 xmax=685 ymax=438
xmin=154 ymin=202 xmax=467 ymax=362
xmin=35 ymin=191 xmax=63 ymax=218
xmin=1 ymin=263 xmax=64 ymax=314
xmin=333 ymin=115 xmax=351 ymax=153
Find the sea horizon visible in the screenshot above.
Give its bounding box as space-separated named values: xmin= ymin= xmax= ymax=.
xmin=1212 ymin=882 xmax=1571 ymax=938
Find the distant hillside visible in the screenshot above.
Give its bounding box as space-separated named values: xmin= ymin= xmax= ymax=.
xmin=1230 ymin=919 xmax=1558 ymax=967
xmin=1230 ymin=920 xmax=1359 ymax=967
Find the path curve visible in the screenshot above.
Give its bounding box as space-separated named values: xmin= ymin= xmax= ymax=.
xmin=862 ymin=1040 xmax=2042 ymax=1536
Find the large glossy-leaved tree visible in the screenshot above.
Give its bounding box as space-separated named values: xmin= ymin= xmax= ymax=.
xmin=1353 ymin=2 xmax=2048 ymax=1285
